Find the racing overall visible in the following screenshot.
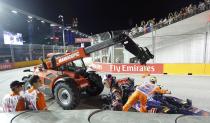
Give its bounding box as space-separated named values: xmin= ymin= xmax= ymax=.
xmin=123 ymin=82 xmax=156 ymax=112
xmin=2 ymin=92 xmax=25 ymax=112
xmin=123 ymin=82 xmax=169 ymax=112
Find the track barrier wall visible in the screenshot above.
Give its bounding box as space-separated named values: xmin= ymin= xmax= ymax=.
xmin=90 ymin=63 xmax=210 ymax=76
xmin=163 ymin=64 xmax=209 ymax=75
xmin=14 ymin=60 xmax=41 ymax=68
xmin=204 ymin=64 xmax=210 ymax=75
xmin=1 ymin=62 xmax=210 ymax=76
xmin=0 ymin=63 xmax=15 ymax=71
xmin=90 ymin=63 xmax=163 ymax=74
xmin=0 ymin=60 xmax=41 ymax=70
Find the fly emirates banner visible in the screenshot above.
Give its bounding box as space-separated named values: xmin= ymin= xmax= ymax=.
xmin=90 ymin=63 xmax=163 ymax=74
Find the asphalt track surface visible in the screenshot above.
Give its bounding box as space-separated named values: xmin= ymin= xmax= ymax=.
xmin=0 ymin=67 xmax=210 ymax=112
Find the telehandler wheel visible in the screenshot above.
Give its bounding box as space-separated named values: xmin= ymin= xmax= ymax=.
xmin=54 ymin=81 xmax=80 ymax=110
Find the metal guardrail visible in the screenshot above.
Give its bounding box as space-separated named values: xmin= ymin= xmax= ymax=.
xmin=0 ymin=44 xmax=76 ymax=63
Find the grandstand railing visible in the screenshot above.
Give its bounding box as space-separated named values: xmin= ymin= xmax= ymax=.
xmin=129 ymin=4 xmax=210 ymax=38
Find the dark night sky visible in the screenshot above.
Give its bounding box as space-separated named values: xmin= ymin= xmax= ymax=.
xmin=1 ymin=0 xmax=203 ymax=34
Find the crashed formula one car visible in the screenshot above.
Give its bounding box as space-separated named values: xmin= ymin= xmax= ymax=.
xmin=101 ymin=77 xmax=210 ymax=116
xmin=132 ymin=93 xmax=210 ymax=116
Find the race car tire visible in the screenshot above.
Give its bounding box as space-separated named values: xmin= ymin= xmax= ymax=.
xmin=86 ymin=72 xmax=104 ymax=96
xmin=22 ymin=75 xmax=32 ymax=90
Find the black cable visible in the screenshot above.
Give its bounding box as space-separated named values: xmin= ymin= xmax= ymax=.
xmin=10 ymin=99 xmax=54 ymax=123
xmin=88 ymin=109 xmax=104 ymax=122
xmin=10 ymin=95 xmax=54 ymax=123
xmin=10 ymin=110 xmax=31 ymax=123
xmin=175 ymin=114 xmax=186 ymax=123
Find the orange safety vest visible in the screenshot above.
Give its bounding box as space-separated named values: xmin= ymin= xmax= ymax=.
xmin=26 ymin=87 xmax=47 ymax=110
xmin=2 ymin=92 xmax=25 ymax=112
xmin=136 ymin=83 xmax=156 ymax=96
xmin=136 ymin=83 xmax=168 ymax=97
xmin=11 ymin=93 xmax=25 ymax=111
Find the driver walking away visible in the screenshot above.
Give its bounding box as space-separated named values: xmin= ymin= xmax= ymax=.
xmin=25 ymin=75 xmax=47 ymax=111
xmin=2 ymin=80 xmax=25 ymax=112
xmin=123 ymin=76 xmax=171 ymax=112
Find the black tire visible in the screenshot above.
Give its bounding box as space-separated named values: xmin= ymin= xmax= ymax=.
xmin=86 ymin=73 xmax=104 ymax=96
xmin=22 ymin=76 xmax=29 ymax=82
xmin=54 ymin=81 xmax=80 ymax=110
xmin=22 ymin=75 xmax=31 ymax=90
